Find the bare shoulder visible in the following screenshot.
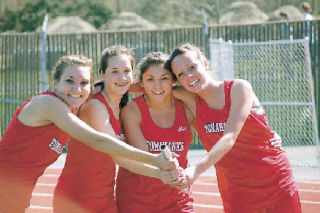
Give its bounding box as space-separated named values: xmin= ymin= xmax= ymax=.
xmin=231 ymin=79 xmax=253 ymax=94
xmin=232 ymin=79 xmax=252 ymax=88
xmin=81 ymin=99 xmax=107 ymax=114
xmin=26 ymin=94 xmax=70 ymax=115
xmin=173 ymin=86 xmax=197 ymax=101
xmin=19 ymin=94 xmax=68 ymax=126
xmin=120 ymin=100 xmax=141 ymax=121
xmin=79 ymin=99 xmax=109 ymax=121
xmin=173 ymin=86 xmax=197 ymax=111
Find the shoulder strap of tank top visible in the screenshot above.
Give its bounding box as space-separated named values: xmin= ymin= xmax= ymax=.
xmin=224 ymin=80 xmax=234 ymax=107
xmin=16 ymin=91 xmax=58 ymax=116
xmin=174 ymin=98 xmax=190 ymax=127
xmin=92 ymin=93 xmax=117 ymax=122
xmin=133 ymin=95 xmax=152 ymax=124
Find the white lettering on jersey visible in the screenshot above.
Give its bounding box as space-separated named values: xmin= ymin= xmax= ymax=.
xmin=146 ymin=141 xmax=185 ymax=152
xmin=49 ymin=138 xmax=65 ymax=154
xmin=178 ymin=126 xmax=187 ymax=132
xmin=204 ymin=122 xmax=226 ymax=133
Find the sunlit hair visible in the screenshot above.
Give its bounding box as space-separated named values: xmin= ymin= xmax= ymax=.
xmin=164 ymin=43 xmax=208 ymax=78
xmin=98 ymin=46 xmax=135 ymax=108
xmin=52 ymin=55 xmax=93 ymax=90
xmin=137 ymin=51 xmax=171 ymax=81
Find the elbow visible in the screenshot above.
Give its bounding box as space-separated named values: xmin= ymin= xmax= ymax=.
xmin=224 ymin=134 xmax=236 ymax=150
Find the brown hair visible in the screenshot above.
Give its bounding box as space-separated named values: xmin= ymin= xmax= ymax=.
xmin=137 ymin=52 xmax=171 ymax=81
xmin=99 ymin=46 xmax=135 ymax=75
xmin=98 ymin=46 xmax=135 ymax=108
xmin=164 ymin=43 xmax=207 ymax=78
xmin=52 ymin=55 xmax=93 ymax=89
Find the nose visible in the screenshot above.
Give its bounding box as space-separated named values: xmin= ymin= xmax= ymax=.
xmin=186 ymin=69 xmax=193 ymax=77
xmin=73 ymin=83 xmax=82 ymax=92
xmin=154 ymin=79 xmax=161 ymax=89
xmin=118 ymin=72 xmax=126 ymax=80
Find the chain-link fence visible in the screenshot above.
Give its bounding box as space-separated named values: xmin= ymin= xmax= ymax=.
xmin=210 ymin=38 xmax=320 ymax=167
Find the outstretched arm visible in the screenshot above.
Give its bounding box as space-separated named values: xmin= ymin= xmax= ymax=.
xmin=184 ymin=80 xmax=254 ymax=185
xmin=118 ymin=101 xmax=185 ymax=184
xmin=78 ymin=99 xmax=179 ymax=183
xmin=19 ymin=95 xmax=172 ymax=169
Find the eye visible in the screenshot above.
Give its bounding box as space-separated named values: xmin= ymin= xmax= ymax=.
xmin=80 ymin=81 xmax=89 ymax=86
xmin=65 ymin=79 xmax=74 ymax=84
xmin=177 ymin=72 xmax=184 ymax=78
xmin=188 ymin=66 xmax=194 ymax=72
xmin=161 ymin=77 xmax=169 ymax=80
xmin=124 ymin=69 xmax=131 ymax=73
xmin=111 ymin=70 xmax=118 ymax=74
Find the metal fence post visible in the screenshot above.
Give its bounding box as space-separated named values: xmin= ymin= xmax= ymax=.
xmin=304 ymin=37 xmax=320 ymax=156
xmin=40 ymin=15 xmax=48 ymax=91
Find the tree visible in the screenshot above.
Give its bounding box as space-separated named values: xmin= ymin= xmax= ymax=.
xmin=0 ymin=0 xmax=113 ymax=32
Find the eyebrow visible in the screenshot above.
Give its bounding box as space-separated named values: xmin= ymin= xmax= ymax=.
xmin=111 ymin=66 xmax=131 ymax=70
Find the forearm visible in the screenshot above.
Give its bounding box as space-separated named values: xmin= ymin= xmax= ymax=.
xmin=195 ymin=134 xmax=235 ymax=176
xmin=61 ymin=115 xmax=158 ymax=167
xmin=86 ymin=132 xmax=158 ymax=167
xmin=115 ymin=157 xmax=160 ymax=179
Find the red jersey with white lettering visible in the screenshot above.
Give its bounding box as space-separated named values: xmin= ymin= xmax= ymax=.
xmin=195 ymin=80 xmax=298 ymax=212
xmin=0 ymin=92 xmax=69 ymax=212
xmin=53 ymin=93 xmax=123 ymax=213
xmin=116 ymin=95 xmax=194 ymax=213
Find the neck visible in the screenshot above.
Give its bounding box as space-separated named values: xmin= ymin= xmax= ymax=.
xmin=102 ymin=89 xmax=122 ymax=109
xmin=197 ymin=79 xmax=220 ymax=101
xmin=145 ymin=95 xmax=174 ymax=109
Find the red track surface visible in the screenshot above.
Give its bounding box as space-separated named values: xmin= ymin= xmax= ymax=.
xmin=26 ymin=168 xmax=320 ymax=213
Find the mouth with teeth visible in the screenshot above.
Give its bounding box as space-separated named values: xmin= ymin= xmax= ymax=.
xmin=189 ymin=79 xmax=200 ymax=87
xmin=68 ymin=94 xmax=82 ymax=98
xmin=152 ymin=91 xmax=164 ymax=95
xmin=115 ymin=82 xmax=128 ymax=87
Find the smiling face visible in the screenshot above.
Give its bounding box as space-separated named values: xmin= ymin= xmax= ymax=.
xmin=54 ymin=65 xmax=91 ymax=109
xmin=101 ymin=54 xmax=133 ymax=96
xmin=171 ymin=51 xmax=209 ymax=94
xmin=141 ymin=65 xmax=173 ymax=104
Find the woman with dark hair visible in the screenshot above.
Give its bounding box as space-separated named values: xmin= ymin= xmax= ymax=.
xmin=0 ymin=54 xmax=177 ymax=213
xmin=116 ymin=52 xmax=195 ymax=213
xmin=53 ymin=47 xmax=180 ymax=213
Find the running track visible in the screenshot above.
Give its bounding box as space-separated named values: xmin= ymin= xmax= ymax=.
xmin=26 ymin=168 xmax=320 ymax=213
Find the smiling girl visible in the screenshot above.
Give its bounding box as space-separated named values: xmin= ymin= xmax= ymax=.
xmin=53 ymin=47 xmax=180 ymax=213
xmin=0 ymin=55 xmax=177 ymax=213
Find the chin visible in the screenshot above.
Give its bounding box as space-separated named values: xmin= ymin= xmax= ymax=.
xmin=118 ymin=89 xmax=129 ymax=95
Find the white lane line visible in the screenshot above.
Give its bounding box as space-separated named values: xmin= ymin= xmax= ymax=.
xmin=194 ymin=181 xmax=218 ymax=186
xmin=301 ymin=200 xmax=320 ymax=205
xmin=32 ymin=192 xmax=53 ymax=197
xmin=42 ymin=174 xmax=60 ymax=177
xmin=193 ymin=191 xmax=221 ymax=196
xmin=296 ymin=180 xmax=320 ymax=185
xmin=36 ymin=183 xmax=56 ymax=187
xmin=193 ymin=203 xmax=223 ymax=209
xmin=29 ymin=205 xmax=53 ymax=210
xmin=299 ymin=189 xmax=320 ymax=193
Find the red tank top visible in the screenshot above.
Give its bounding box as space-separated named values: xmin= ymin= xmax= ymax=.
xmin=0 ymin=91 xmax=69 ymax=210
xmin=54 ymin=93 xmax=122 ymax=213
xmin=195 ymin=80 xmax=298 ymax=212
xmin=116 ymin=95 xmax=194 ymax=213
